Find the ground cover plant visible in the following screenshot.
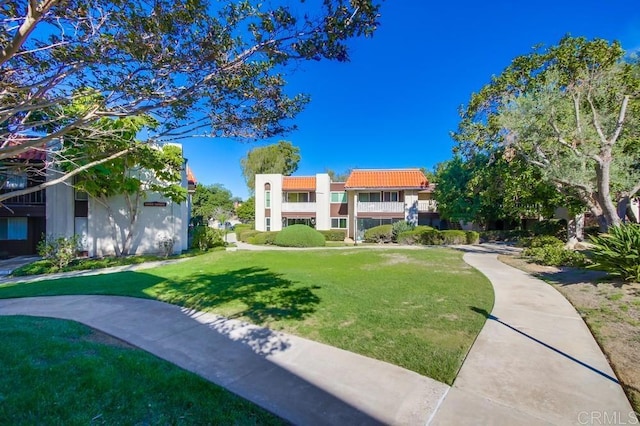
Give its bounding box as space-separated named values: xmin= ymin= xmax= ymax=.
xmin=0 ymin=249 xmax=493 ymax=384
xmin=0 ymin=316 xmax=284 ymax=425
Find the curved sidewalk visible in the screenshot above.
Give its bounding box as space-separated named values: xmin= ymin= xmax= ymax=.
xmin=0 ymin=295 xmax=448 ymax=425
xmin=0 ymin=244 xmax=636 ymax=424
xmin=431 ymin=244 xmax=636 ymax=425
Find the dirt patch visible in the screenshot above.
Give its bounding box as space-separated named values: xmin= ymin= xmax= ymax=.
xmin=498 ymin=254 xmax=640 ymax=413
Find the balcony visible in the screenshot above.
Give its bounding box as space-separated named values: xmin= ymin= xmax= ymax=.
xmin=1 ymin=189 xmax=45 ymax=205
xmin=418 ymin=200 xmax=437 ymax=212
xmin=357 ymin=201 xmax=404 ymax=213
xmin=282 ymin=202 xmax=316 ymax=213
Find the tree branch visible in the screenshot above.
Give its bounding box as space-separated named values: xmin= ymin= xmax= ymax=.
xmin=608 ymin=95 xmax=630 ymax=146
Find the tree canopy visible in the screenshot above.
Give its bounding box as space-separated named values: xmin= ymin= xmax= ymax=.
xmin=240 ymin=140 xmax=300 ymax=190
xmin=1 ymin=0 xmax=380 ymax=201
xmin=453 ymin=36 xmax=640 ymax=230
xmin=191 ymin=183 xmax=234 ymax=225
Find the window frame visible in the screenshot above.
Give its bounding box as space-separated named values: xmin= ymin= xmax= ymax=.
xmin=330 ymin=217 xmax=347 ymax=229
xmin=330 ymin=191 xmax=347 ymax=203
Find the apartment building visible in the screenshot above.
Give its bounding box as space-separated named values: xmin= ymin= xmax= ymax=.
xmin=255 ymin=169 xmax=439 ymax=240
xmin=1 ymin=145 xmax=196 ymax=257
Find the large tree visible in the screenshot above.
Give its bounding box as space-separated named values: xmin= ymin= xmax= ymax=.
xmin=1 ymin=0 xmax=380 ymax=202
xmin=240 ymin=140 xmax=300 ymax=190
xmin=454 ymin=36 xmax=640 ymax=230
xmin=191 ymin=183 xmax=234 ymax=225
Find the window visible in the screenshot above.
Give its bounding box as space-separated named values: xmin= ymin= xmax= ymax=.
xmin=359 ymin=192 xmax=380 ymax=202
xmin=285 ymin=192 xmax=309 ymax=202
xmin=331 ymin=218 xmax=347 ymax=229
xmin=3 ymin=172 xmax=27 ymax=190
xmin=265 ymin=217 xmax=271 ymax=231
xmin=330 ymin=192 xmax=347 ymax=203
xmin=0 ymin=217 xmax=28 ymax=240
xmin=265 ymin=190 xmax=271 ymax=208
xmin=383 ymin=191 xmax=399 ymax=202
xmin=285 ymin=218 xmax=315 ymax=228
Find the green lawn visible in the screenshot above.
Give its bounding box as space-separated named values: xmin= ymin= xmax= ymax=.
xmin=0 ymin=316 xmax=284 ymax=425
xmin=0 ymin=248 xmax=493 ymax=384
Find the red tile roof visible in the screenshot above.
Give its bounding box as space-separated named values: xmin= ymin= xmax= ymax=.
xmin=283 ymin=176 xmax=316 ymax=190
xmin=345 ymin=169 xmax=428 ymax=189
xmin=4 ymin=139 xmax=47 ymax=161
xmin=186 ymin=165 xmax=196 ymax=184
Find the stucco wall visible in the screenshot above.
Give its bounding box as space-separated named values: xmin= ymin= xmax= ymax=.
xmin=45 ymin=181 xmax=74 ymax=237
xmin=255 ymin=174 xmax=282 ymax=231
xmin=315 ymin=173 xmax=331 ymax=230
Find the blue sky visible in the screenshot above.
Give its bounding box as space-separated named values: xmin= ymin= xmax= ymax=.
xmin=182 ymin=1 xmax=640 ymax=200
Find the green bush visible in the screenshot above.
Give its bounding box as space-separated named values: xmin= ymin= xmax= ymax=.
xmin=392 ymin=221 xmax=414 ymax=242
xmin=191 ymin=226 xmax=224 ymax=250
xmin=522 ymin=245 xmax=587 ymax=267
xmin=248 ymin=231 xmax=278 ymax=245
xmin=532 ymin=219 xmax=567 ymax=239
xmin=479 ymin=229 xmax=532 ymax=242
xmin=37 ymin=234 xmax=80 ymax=269
xmin=589 ymin=224 xmax=640 ymax=282
xmin=239 ymin=229 xmax=260 ymax=242
xmin=363 ymin=225 xmax=394 ymax=243
xmin=319 ymin=230 xmax=347 ymax=241
xmin=234 ymin=224 xmax=253 ymax=240
xmin=419 ymin=230 xmax=445 ymax=245
xmin=397 ymin=226 xmax=434 ymax=245
xmin=518 ymin=235 xmax=564 ymax=248
xmin=440 ymin=230 xmax=467 ymax=245
xmin=274 ymin=225 xmax=326 ymax=247
xmin=465 ymin=231 xmax=480 ymax=244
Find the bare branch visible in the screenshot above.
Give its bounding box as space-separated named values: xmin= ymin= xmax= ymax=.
xmin=608 ymin=95 xmax=630 ymax=146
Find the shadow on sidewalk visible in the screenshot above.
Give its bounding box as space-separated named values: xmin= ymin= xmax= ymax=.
xmin=470 ymin=306 xmax=620 ymax=385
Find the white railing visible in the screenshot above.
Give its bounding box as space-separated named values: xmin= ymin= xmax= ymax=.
xmin=357 ymin=202 xmax=404 ymax=213
xmin=282 ymin=202 xmax=317 ymax=212
xmin=418 ymin=200 xmax=438 ymax=212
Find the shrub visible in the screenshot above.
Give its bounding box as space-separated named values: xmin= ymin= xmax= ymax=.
xmin=518 ymin=235 xmax=564 ymax=249
xmin=532 ymin=219 xmax=567 ymax=239
xmin=274 ymin=225 xmax=325 ymax=247
xmin=239 ymin=229 xmax=260 ymax=242
xmin=440 ymin=230 xmax=467 ymax=245
xmin=157 ymin=234 xmax=175 ymax=257
xmin=419 ymin=230 xmax=445 ymax=245
xmin=392 ymin=221 xmax=414 ymax=242
xmin=465 ymin=231 xmax=480 ymax=244
xmin=522 ymin=245 xmax=587 ymax=267
xmin=479 ymin=229 xmax=532 ymax=243
xmin=234 ymin=224 xmax=253 ymax=240
xmin=397 ymin=226 xmax=433 ymax=245
xmin=248 ymin=231 xmax=278 ymax=245
xmin=37 ymin=234 xmax=80 ymax=269
xmin=191 ymin=226 xmax=224 ymax=250
xmin=363 ymin=225 xmax=394 ymax=243
xmin=319 ymin=230 xmax=347 ymax=241
xmin=589 ymin=224 xmax=640 ymax=282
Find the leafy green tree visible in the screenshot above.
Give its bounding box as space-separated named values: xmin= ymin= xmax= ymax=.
xmin=69 ymin=117 xmax=187 ymax=256
xmin=454 ymin=36 xmax=640 ymax=230
xmin=191 ymin=184 xmax=234 ymax=225
xmin=241 ymin=140 xmax=300 ymax=191
xmin=236 ymin=196 xmax=255 ymax=223
xmin=325 ymin=168 xmax=352 ymax=181
xmin=1 ymin=0 xmax=380 ymax=201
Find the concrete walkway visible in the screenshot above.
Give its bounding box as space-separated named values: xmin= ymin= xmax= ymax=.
xmin=432 ymin=244 xmax=637 ymax=425
xmin=0 ymin=243 xmax=636 ymax=424
xmin=0 ymin=295 xmax=448 ymax=425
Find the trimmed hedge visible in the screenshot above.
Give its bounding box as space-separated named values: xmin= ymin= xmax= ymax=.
xmin=274 ymin=225 xmax=326 ymax=247
xmin=522 ymin=245 xmax=587 ymax=267
xmin=235 ymin=224 xmax=253 ymax=240
xmin=239 ymin=229 xmax=260 ymax=242
xmin=392 ymin=221 xmax=414 ymax=241
xmin=465 ymin=231 xmax=480 ymax=244
xmin=364 ymin=225 xmax=394 ymax=243
xmin=319 ymin=230 xmax=347 ymax=241
xmin=397 ymin=226 xmax=434 ymax=245
xmin=248 ymin=231 xmax=279 ymax=245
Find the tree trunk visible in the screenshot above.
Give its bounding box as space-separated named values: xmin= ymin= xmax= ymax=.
xmin=120 ymin=192 xmax=140 ymax=257
xmin=595 ymin=158 xmax=621 ymax=230
xmin=566 ymin=213 xmax=584 ymax=248
xmin=617 ymin=195 xmax=630 ymax=223
xmin=104 ymin=203 xmax=123 ymax=257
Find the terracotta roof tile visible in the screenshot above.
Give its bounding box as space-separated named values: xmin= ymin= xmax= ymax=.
xmin=283 ymin=176 xmax=316 ymax=190
xmin=345 ymin=169 xmax=428 ymax=189
xmin=4 ymin=139 xmax=47 ymax=161
xmin=186 ymin=165 xmax=196 ymax=184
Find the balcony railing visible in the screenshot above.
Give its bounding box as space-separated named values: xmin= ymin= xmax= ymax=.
xmin=1 ymin=189 xmax=45 ymax=205
xmin=282 ymin=202 xmax=317 ymax=212
xmin=357 ymin=201 xmax=404 ymax=213
xmin=418 ymin=200 xmax=438 ymax=212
